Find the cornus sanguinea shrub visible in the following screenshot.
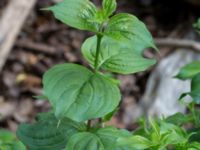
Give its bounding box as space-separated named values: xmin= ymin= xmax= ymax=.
xmin=16 ymin=0 xmax=200 ymax=149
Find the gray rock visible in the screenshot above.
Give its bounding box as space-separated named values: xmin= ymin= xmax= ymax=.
xmin=140 ymin=31 xmax=200 ymax=117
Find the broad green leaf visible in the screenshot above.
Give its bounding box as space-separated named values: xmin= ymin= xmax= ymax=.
xmin=175 ymin=61 xmax=200 ymax=80
xmin=104 ymin=13 xmax=157 ymax=51
xmin=45 ymin=0 xmax=99 ymax=32
xmin=0 ymin=129 xmax=25 ymax=150
xmin=65 ymin=127 xmax=132 ymax=150
xmin=43 ymin=64 xmax=121 ymax=121
xmin=102 ymin=0 xmax=116 ymax=18
xmin=117 ymin=135 xmax=153 ymax=149
xmin=17 ymin=113 xmax=86 ymax=150
xmin=82 ymin=36 xmax=156 ymax=74
xmin=165 ymin=113 xmax=193 ymax=126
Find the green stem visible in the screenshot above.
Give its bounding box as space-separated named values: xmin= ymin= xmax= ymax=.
xmin=87 ymin=120 xmax=92 ymax=131
xmin=94 ymin=34 xmax=103 ymax=72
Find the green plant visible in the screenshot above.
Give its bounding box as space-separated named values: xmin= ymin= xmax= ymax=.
xmin=0 ymin=129 xmax=25 ymax=150
xmin=16 ymin=0 xmax=200 ymax=150
xmin=16 ymin=0 xmax=157 ymax=149
xmin=117 ymin=61 xmax=200 ymax=150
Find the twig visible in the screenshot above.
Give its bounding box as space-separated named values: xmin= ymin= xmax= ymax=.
xmin=0 ymin=0 xmax=36 ymax=72
xmin=155 ymin=38 xmax=200 ymax=52
xmin=16 ymin=40 xmax=57 ymax=56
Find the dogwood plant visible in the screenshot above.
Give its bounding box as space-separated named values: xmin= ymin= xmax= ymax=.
xmin=17 ymin=0 xmax=200 ymax=150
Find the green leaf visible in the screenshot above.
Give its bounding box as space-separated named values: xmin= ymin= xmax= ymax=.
xmin=159 ymin=122 xmax=188 ymax=147
xmin=102 ymin=107 xmax=118 ymax=122
xmin=188 ymin=128 xmax=200 ymax=142
xmin=102 ymin=0 xmax=116 ymax=18
xmin=178 ymin=73 xmax=200 ymax=104
xmin=165 ymin=113 xmax=193 ymax=126
xmin=17 ymin=113 xmax=86 ymax=150
xmin=65 ymin=127 xmax=132 ymax=150
xmin=104 ymin=13 xmax=157 ymax=51
xmin=194 ymin=18 xmax=200 ymax=34
xmin=43 ymin=64 xmax=121 ymax=121
xmin=82 ymin=36 xmax=156 ymax=74
xmin=175 ymin=61 xmax=200 ymax=80
xmin=0 ymin=129 xmax=15 ymax=142
xmin=189 ymin=73 xmax=200 ymax=104
xmin=149 ymin=117 xmax=160 ymax=139
xmin=45 ymin=0 xmax=99 ymax=32
xmin=33 ymin=94 xmax=48 ymax=100
xmin=0 ymin=129 xmax=26 ymax=150
xmin=187 ymin=142 xmax=200 ymax=150
xmin=117 ymin=135 xmax=154 ymax=149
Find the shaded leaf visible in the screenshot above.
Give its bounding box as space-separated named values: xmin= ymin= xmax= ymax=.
xmin=102 ymin=107 xmax=118 ymax=122
xmin=43 ymin=64 xmax=121 ymax=121
xmin=17 ymin=113 xmax=86 ymax=150
xmin=165 ymin=112 xmax=193 ymax=126
xmin=82 ymin=36 xmax=156 ymax=74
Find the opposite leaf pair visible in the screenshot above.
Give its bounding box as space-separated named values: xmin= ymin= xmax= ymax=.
xmin=17 ymin=0 xmax=158 ymax=149
xmin=42 ymin=0 xmax=157 ymax=122
xmin=17 ymin=112 xmax=132 ymax=150
xmin=46 ymin=0 xmax=157 ymax=73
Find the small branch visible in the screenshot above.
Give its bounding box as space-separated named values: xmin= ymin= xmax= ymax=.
xmin=155 ymin=38 xmax=200 ymax=52
xmin=15 ymin=40 xmax=57 ymax=56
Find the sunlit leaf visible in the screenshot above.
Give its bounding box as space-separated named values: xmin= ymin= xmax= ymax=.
xmin=82 ymin=36 xmax=156 ymax=74
xmin=43 ymin=64 xmax=121 ymax=121
xmin=105 ymin=13 xmax=157 ymax=51
xmin=102 ymin=0 xmax=116 ymax=18
xmin=45 ymin=0 xmax=99 ymax=32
